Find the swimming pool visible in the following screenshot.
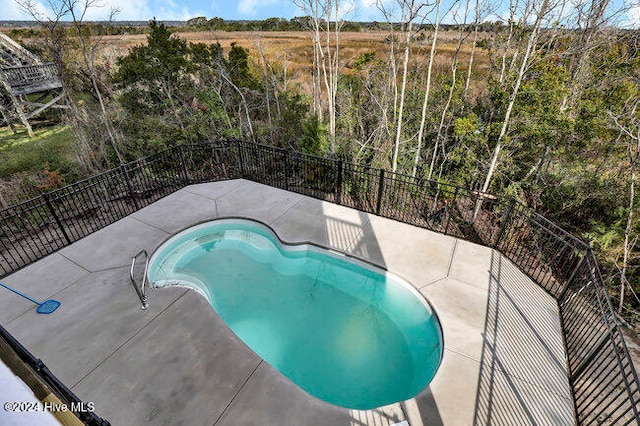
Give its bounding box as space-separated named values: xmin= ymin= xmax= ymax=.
xmin=148 ymin=218 xmax=443 ymax=410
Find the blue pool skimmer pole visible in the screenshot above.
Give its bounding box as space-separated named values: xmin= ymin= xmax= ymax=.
xmin=0 ymin=281 xmax=61 ymax=314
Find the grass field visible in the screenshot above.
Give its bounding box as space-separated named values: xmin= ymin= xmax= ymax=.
xmin=0 ymin=124 xmax=74 ymax=179
xmin=0 ymin=124 xmax=77 ymax=205
xmin=98 ymin=29 xmax=491 ymax=80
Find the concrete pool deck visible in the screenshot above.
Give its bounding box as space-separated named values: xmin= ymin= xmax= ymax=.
xmin=0 ymin=179 xmax=575 ymax=425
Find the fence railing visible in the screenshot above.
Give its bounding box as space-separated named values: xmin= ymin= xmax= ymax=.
xmin=0 ymin=63 xmax=60 ymax=89
xmin=1 ymin=140 xmax=638 ymax=425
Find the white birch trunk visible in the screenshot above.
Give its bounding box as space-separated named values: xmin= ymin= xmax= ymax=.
xmin=499 ymin=0 xmax=518 ymax=84
xmin=392 ymin=17 xmax=414 ymax=173
xmin=620 ymin=166 xmax=635 ymax=312
xmin=220 ymin=72 xmax=254 ymax=141
xmin=474 ymin=0 xmax=550 ymax=219
xmin=429 ymin=0 xmax=470 ymax=180
xmin=617 ymin=112 xmax=640 ymax=313
xmin=464 ymin=0 xmax=480 ymax=95
xmin=412 ymin=0 xmax=442 ymax=177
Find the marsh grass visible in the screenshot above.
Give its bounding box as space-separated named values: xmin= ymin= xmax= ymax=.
xmin=85 ymin=30 xmax=491 ymax=88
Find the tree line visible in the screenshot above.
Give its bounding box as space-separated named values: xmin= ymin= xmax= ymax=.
xmin=5 ymin=15 xmax=506 ymax=39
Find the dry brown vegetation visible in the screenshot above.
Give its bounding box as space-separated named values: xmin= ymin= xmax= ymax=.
xmin=1 ymin=26 xmax=492 ymax=96
xmin=91 ymin=30 xmax=492 ymax=88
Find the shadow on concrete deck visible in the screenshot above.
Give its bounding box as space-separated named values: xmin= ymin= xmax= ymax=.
xmin=473 ymin=251 xmax=574 ymax=425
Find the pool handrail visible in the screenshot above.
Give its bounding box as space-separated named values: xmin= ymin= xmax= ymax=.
xmin=129 ymin=249 xmax=149 ymax=310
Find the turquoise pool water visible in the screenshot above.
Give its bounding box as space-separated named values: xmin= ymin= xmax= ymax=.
xmin=148 ymin=219 xmax=443 ymax=410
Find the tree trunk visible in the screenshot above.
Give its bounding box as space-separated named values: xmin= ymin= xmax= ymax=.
xmin=221 ymin=72 xmax=254 ymax=141
xmin=499 ymin=0 xmax=517 ymax=84
xmin=299 ymin=0 xmax=324 ymax=120
xmin=620 ymin=165 xmax=635 ymax=312
xmin=618 ymin=113 xmax=640 ymax=312
xmin=322 ymin=1 xmax=341 ymax=151
xmin=412 ymin=0 xmax=442 ymax=177
xmin=254 ymin=35 xmax=273 ymax=139
xmin=474 ymin=0 xmax=550 ymax=219
xmin=562 ymin=0 xmax=610 ymax=113
xmin=388 ymin=21 xmax=399 ymax=128
xmin=0 ymin=190 xmax=7 ymax=209
xmin=429 ymin=0 xmax=469 ymax=180
xmin=392 ymin=17 xmax=414 ymax=173
xmin=464 ymin=0 xmax=480 ymax=95
xmin=69 ymin=4 xmax=123 ymax=164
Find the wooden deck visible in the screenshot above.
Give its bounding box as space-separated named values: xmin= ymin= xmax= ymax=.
xmin=0 ymin=33 xmax=66 ymax=136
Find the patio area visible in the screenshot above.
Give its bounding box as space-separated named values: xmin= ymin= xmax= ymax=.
xmin=0 ymin=179 xmax=575 ymax=425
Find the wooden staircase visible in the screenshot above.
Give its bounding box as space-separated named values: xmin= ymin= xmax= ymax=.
xmin=0 ymin=33 xmax=66 ymax=137
xmin=0 ymin=33 xmax=41 ymax=67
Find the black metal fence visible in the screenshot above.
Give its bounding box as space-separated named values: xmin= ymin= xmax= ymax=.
xmin=1 ymin=140 xmax=639 ymax=425
xmin=0 ymin=324 xmax=110 ymax=425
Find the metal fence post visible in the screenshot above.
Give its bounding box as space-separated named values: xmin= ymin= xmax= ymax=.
xmin=283 ymin=149 xmax=290 ymax=191
xmin=236 ymin=140 xmax=245 ymax=178
xmin=376 ymin=169 xmax=385 ymax=215
xmin=493 ymin=198 xmax=516 ymax=248
xmin=42 ymin=193 xmax=71 ymax=245
xmin=178 ymin=144 xmax=190 ymax=186
xmin=558 ymin=248 xmax=590 ymax=302
xmin=444 ymin=187 xmax=459 ymax=236
xmin=336 ymin=160 xmax=343 ymax=205
xmin=121 ymin=165 xmax=140 ymax=210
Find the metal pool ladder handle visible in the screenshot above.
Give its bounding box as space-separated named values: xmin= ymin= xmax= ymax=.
xmin=130 ymin=249 xmax=149 ymax=310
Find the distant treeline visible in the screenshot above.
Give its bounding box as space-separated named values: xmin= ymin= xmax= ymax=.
xmin=4 ymin=23 xmax=148 ymax=38
xmin=1 ymin=17 xmax=505 ymax=39
xmin=183 ymin=16 xmax=505 ymax=32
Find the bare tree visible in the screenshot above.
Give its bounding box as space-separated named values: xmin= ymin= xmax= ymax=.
xmin=16 ymin=0 xmax=100 ymax=171
xmin=253 ymin=33 xmax=274 ymax=139
xmin=428 ymin=0 xmax=471 ymax=180
xmin=337 ymin=47 xmax=395 ymax=165
xmin=65 ymin=0 xmax=124 ymax=164
xmin=559 ymin=0 xmax=632 ymax=113
xmin=294 ymin=0 xmax=349 ymax=151
xmin=219 ymin=71 xmax=255 ymax=141
xmin=375 ymin=1 xmax=402 ymax=162
xmin=379 ymin=0 xmax=423 ymax=172
xmin=387 ymin=15 xmax=400 ymax=128
xmin=499 ymin=0 xmax=520 ymax=84
xmin=326 ymin=0 xmax=351 ymax=149
xmin=295 ymin=2 xmax=324 ymax=120
xmin=609 ymin=95 xmax=640 ymax=313
xmin=475 ymin=0 xmax=561 ymax=216
xmin=412 ymin=0 xmax=445 ymax=177
xmin=464 ymin=0 xmax=491 ymax=95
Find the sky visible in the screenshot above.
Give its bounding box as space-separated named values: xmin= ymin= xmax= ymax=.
xmin=0 ymin=0 xmax=638 ymax=27
xmin=0 ymin=0 xmax=387 ymax=22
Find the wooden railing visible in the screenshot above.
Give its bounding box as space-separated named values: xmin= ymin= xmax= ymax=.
xmin=1 ymin=63 xmax=60 ymax=89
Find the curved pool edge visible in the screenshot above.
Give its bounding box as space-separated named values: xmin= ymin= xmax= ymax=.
xmin=147 ymin=216 xmax=446 ymax=408
xmin=149 ymin=215 xmax=391 ymax=271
